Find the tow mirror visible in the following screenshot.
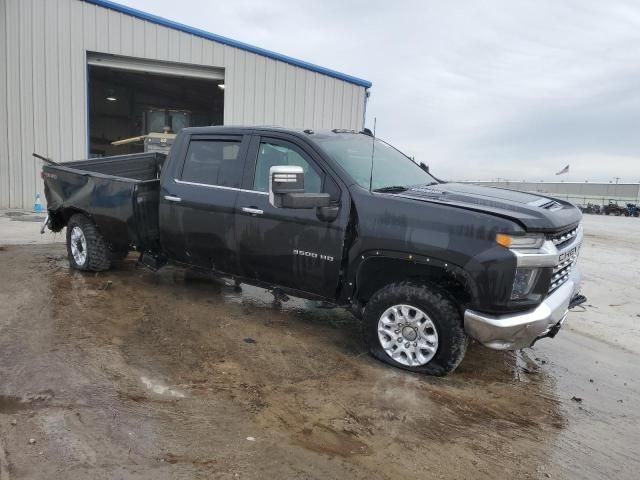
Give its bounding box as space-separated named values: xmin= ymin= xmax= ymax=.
xmin=269 ymin=166 xmax=331 ymax=209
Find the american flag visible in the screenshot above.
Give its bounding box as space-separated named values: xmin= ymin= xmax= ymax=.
xmin=555 ymin=164 xmax=570 ymax=175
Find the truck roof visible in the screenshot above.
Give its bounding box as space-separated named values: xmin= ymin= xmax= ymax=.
xmin=179 ymin=125 xmax=366 ymax=138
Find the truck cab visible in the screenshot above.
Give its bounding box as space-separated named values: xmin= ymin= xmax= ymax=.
xmin=43 ymin=126 xmax=586 ymax=375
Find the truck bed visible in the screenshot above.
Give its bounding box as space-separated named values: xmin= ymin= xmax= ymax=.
xmin=43 ymin=152 xmax=166 ymax=252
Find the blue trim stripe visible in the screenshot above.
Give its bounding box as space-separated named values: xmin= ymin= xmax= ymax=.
xmin=84 ymin=0 xmax=372 ymax=88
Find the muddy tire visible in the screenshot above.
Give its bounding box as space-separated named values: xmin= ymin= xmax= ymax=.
xmin=66 ymin=214 xmax=111 ymax=272
xmin=363 ymin=281 xmax=468 ymax=376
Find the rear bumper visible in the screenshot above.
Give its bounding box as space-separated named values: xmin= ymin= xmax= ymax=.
xmin=464 ymin=268 xmax=582 ymax=350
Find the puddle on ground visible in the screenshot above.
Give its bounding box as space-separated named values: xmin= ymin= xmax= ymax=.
xmin=140 ymin=376 xmax=186 ymax=398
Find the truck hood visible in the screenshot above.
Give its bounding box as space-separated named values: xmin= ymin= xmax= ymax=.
xmin=397 ymin=183 xmax=582 ymax=232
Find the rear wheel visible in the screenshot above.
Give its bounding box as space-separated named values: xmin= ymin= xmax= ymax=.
xmin=66 ymin=214 xmax=111 ymax=271
xmin=363 ymin=281 xmax=468 ymax=376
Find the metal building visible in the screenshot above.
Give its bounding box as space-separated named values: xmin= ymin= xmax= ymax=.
xmin=0 ymin=0 xmax=372 ymax=209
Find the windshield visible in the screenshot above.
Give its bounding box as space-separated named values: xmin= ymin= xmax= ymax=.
xmin=314 ymin=134 xmax=437 ymax=191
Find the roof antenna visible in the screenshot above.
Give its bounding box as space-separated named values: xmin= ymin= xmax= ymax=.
xmin=368 ymin=117 xmax=376 ymax=192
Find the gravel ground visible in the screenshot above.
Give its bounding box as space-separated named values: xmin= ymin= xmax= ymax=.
xmin=0 ymin=213 xmax=638 ymax=479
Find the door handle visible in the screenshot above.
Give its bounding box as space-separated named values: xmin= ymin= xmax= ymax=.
xmin=242 ymin=207 xmax=264 ymax=215
xmin=164 ymin=195 xmax=182 ymax=202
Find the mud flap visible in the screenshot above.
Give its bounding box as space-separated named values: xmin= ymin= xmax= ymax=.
xmin=139 ymin=251 xmax=167 ymax=272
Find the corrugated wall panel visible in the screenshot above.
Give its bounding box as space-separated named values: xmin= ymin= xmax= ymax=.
xmin=108 ymin=9 xmax=121 ymax=53
xmin=253 ymin=55 xmax=266 ymax=125
xmin=71 ymin=0 xmax=87 ymax=160
xmin=18 ymin=0 xmax=34 ymax=209
xmin=155 ymin=24 xmax=169 ymax=61
xmin=263 ymin=59 xmax=277 ymax=125
xmin=303 ymin=72 xmax=315 ymax=128
xmin=32 ymin=0 xmax=49 ymax=172
xmin=0 ymin=0 xmax=367 ymax=209
xmin=58 ymin=0 xmax=74 ymax=168
xmin=120 ymin=12 xmax=133 ymax=56
xmin=95 ymin=3 xmax=109 ymax=53
xmin=243 ymin=53 xmax=256 ymax=125
xmin=6 ymin=0 xmax=23 ymax=208
xmin=0 ymin=0 xmax=10 ymax=207
xmin=273 ymin=61 xmax=287 ymax=126
xmin=82 ymin=2 xmax=96 ymax=51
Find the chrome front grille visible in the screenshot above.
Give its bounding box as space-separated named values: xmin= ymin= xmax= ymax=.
xmin=548 ymin=224 xmax=582 ymax=294
xmin=550 ymin=225 xmax=580 ymax=249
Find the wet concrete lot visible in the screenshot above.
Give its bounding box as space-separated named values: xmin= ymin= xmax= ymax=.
xmin=0 ymin=215 xmax=638 ymax=479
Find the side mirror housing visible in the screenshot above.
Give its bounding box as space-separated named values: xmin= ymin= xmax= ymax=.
xmin=269 ymin=166 xmax=331 ymax=209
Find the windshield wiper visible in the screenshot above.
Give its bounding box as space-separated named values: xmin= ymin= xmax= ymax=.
xmin=373 ymin=186 xmax=408 ymax=193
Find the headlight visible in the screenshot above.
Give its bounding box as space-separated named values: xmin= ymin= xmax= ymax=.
xmin=496 ymin=233 xmax=544 ymax=249
xmin=511 ymin=267 xmax=540 ymax=300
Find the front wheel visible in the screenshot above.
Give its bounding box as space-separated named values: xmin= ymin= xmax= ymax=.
xmin=363 ymin=282 xmax=468 ymax=376
xmin=66 ymin=214 xmax=111 ymax=271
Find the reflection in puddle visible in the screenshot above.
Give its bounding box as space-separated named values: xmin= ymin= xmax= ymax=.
xmin=140 ymin=376 xmax=185 ymax=398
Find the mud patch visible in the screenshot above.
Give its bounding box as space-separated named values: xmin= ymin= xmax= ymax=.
xmin=294 ymin=424 xmax=370 ymax=457
xmin=0 ymin=244 xmax=638 ymax=480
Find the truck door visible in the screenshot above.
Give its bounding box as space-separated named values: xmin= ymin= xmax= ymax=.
xmin=235 ymin=135 xmax=350 ymax=299
xmin=159 ymin=134 xmax=249 ymax=274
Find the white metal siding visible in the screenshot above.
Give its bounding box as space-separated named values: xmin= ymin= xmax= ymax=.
xmin=0 ymin=0 xmax=367 ymax=209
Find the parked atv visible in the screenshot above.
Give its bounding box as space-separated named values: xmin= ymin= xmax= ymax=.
xmin=583 ymin=203 xmax=601 ymax=214
xmin=624 ymin=203 xmax=640 ymax=217
xmin=603 ymin=201 xmax=625 ymax=216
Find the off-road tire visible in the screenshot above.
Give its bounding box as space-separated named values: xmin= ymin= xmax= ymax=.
xmin=66 ymin=214 xmax=111 ymax=272
xmin=363 ymin=281 xmax=468 ymax=376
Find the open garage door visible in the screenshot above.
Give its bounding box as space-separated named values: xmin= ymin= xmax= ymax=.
xmin=87 ymin=53 xmax=224 ymax=157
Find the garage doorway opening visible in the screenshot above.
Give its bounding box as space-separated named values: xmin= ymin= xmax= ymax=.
xmin=88 ymin=54 xmax=224 ymax=157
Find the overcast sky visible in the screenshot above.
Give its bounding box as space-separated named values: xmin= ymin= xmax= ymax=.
xmin=123 ymin=0 xmax=640 ymax=182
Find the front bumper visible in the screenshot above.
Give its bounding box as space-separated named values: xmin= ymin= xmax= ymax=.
xmin=464 ymin=268 xmax=582 ymax=350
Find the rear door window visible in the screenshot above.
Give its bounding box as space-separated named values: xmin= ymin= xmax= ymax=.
xmin=181 ymin=139 xmax=243 ymax=187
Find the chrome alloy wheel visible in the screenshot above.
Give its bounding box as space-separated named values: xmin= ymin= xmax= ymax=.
xmin=70 ymin=226 xmax=87 ymax=266
xmin=377 ymin=304 xmax=439 ymax=367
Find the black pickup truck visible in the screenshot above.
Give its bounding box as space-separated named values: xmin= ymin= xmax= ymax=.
xmin=42 ymin=127 xmax=585 ymax=375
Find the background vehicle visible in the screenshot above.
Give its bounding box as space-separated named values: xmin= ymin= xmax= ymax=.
xmin=624 ymin=203 xmax=639 ymax=217
xmin=603 ymin=200 xmax=625 ymax=216
xmin=581 ymin=203 xmax=601 ymax=215
xmin=42 ymin=127 xmax=586 ymax=375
